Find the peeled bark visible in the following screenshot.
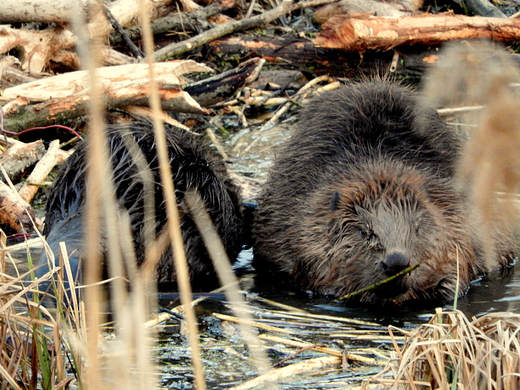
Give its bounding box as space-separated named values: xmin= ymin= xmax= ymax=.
xmin=315 ymin=13 xmax=520 ymax=51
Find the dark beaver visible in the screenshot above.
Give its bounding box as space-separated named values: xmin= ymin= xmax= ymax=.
xmin=34 ymin=119 xmax=244 ymax=294
xmin=252 ymin=80 xmax=516 ymax=304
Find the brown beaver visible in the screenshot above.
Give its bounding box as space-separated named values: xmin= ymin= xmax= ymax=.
xmin=252 ymin=80 xmax=516 ymax=305
xmin=33 ymin=119 xmax=245 ymax=295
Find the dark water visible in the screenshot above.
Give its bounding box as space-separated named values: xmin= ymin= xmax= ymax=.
xmin=156 ymin=250 xmax=520 ymax=389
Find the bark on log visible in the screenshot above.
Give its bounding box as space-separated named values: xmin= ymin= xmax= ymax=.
xmin=2 ymin=87 xmax=208 ymax=133
xmin=0 ymin=180 xmax=39 ymax=233
xmin=315 ymin=13 xmax=520 ymax=51
xmin=1 ymin=61 xmax=212 ymax=131
xmin=208 ymin=35 xmax=398 ymax=76
xmin=2 ymin=61 xmax=210 ymax=102
xmin=0 ymin=140 xmax=46 ymax=179
xmin=0 ymin=0 xmax=90 ymax=23
xmin=18 ymin=140 xmax=65 ymax=204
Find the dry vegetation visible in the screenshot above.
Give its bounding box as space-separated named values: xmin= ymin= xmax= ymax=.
xmin=1 ymin=0 xmax=520 ymax=390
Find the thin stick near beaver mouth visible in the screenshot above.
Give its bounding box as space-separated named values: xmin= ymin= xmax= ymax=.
xmin=337 ymin=263 xmax=420 ymax=301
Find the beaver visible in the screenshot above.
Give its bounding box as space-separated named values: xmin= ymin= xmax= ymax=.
xmin=33 ymin=119 xmax=245 ymax=295
xmin=252 ymin=80 xmax=517 ymax=305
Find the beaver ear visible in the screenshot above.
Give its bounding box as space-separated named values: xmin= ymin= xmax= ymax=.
xmin=330 ymin=191 xmax=341 ymax=212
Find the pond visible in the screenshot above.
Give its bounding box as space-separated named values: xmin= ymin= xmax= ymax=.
xmin=153 ymin=249 xmax=520 ymax=389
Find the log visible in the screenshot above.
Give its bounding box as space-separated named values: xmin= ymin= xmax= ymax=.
xmin=2 ymin=87 xmax=207 ymax=133
xmin=1 ymin=61 xmax=212 ymax=131
xmin=0 ymin=25 xmax=76 ymax=73
xmin=208 ymin=35 xmax=398 ymax=76
xmin=0 ymin=180 xmax=40 ymax=233
xmin=314 ymin=0 xmax=416 ymax=24
xmin=1 ymin=61 xmax=210 ymax=102
xmin=0 ymin=59 xmax=265 ymax=131
xmin=110 ymin=0 xmax=236 ymax=46
xmin=0 ymin=0 xmax=90 ymax=23
xmin=315 ymin=13 xmax=520 ymax=51
xmin=0 ymin=0 xmax=174 ymax=27
xmin=18 ymin=140 xmax=67 ymax=204
xmin=0 ymin=140 xmax=46 ymax=179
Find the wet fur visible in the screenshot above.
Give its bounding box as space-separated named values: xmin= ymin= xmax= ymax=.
xmin=253 ymin=80 xmax=516 ymax=304
xmin=37 ymin=119 xmax=244 ymax=290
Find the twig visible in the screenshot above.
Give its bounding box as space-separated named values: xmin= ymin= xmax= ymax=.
xmin=338 ymin=263 xmax=420 ymax=301
xmin=104 ymin=5 xmax=144 ymax=59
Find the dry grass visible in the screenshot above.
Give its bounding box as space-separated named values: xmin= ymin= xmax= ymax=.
xmin=0 ymin=239 xmax=82 ymax=390
xmin=366 ymin=308 xmax=520 ymax=389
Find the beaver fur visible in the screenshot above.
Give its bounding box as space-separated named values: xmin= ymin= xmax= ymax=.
xmin=252 ymin=80 xmax=516 ymax=304
xmin=34 ymin=119 xmax=244 ymax=292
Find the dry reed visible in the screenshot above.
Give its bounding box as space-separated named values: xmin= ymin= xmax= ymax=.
xmin=367 ymin=308 xmax=520 ymax=390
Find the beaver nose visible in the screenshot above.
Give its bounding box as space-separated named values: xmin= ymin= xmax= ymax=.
xmin=382 ymin=252 xmax=410 ymax=276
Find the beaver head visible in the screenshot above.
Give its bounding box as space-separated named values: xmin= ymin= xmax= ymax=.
xmin=291 ymin=160 xmax=478 ymax=304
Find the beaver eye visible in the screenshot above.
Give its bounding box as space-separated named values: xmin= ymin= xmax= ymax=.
xmin=359 ymin=229 xmax=369 ymax=239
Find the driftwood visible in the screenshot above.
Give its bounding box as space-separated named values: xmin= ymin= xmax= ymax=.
xmin=315 ymin=13 xmax=520 ymax=51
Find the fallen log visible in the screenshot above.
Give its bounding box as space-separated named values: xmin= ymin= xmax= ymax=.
xmin=315 ymin=12 xmax=520 ymax=51
xmin=0 ymin=140 xmax=46 ymax=180
xmin=0 ymin=179 xmax=40 ymax=233
xmin=111 ymin=0 xmax=236 ymax=46
xmin=209 ymin=35 xmax=400 ymax=76
xmin=313 ymin=0 xmax=417 ymax=24
xmin=18 ymin=140 xmax=68 ymax=204
xmin=1 ymin=61 xmax=212 ymax=132
xmin=1 ymin=59 xmax=264 ymax=131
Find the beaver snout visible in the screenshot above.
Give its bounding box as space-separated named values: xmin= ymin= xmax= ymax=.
xmin=382 ymin=252 xmax=410 ymax=276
